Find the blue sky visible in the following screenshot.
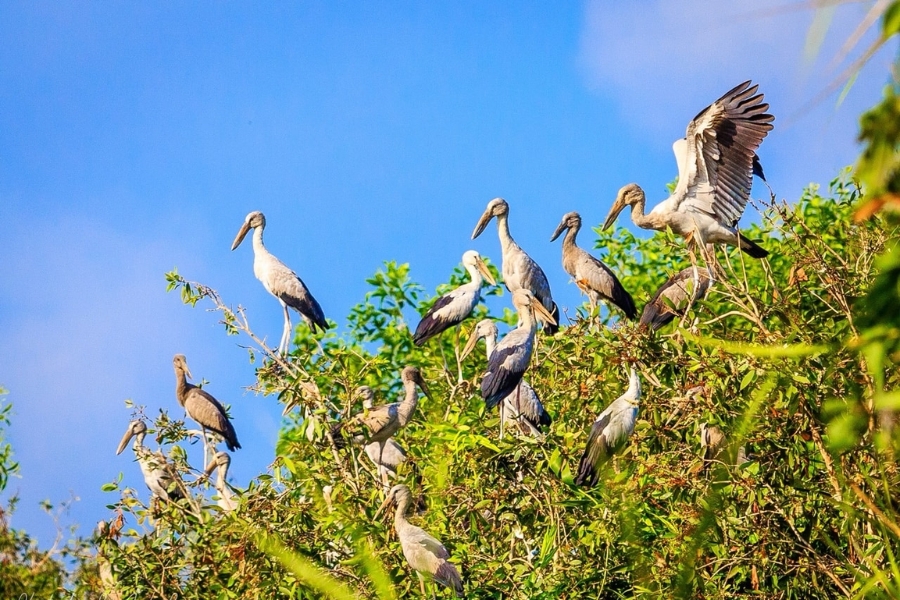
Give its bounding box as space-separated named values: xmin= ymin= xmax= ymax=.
xmin=0 ymin=1 xmax=893 ymax=546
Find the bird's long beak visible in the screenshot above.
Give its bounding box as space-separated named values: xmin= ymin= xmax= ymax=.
xmin=550 ymin=220 xmax=568 ymax=242
xmin=461 ymin=331 xmax=481 ymax=361
xmin=532 ymin=301 xmax=557 ymax=327
xmin=602 ymin=198 xmax=625 ymax=231
xmin=374 ymin=495 xmax=393 ymax=519
xmin=115 ymin=428 xmax=135 ymax=456
xmin=474 ymin=256 xmax=497 ymax=286
xmin=231 ymin=222 xmax=252 ymax=251
xmin=471 ymin=210 xmax=493 ymax=240
xmin=416 ymin=375 xmax=432 ymax=401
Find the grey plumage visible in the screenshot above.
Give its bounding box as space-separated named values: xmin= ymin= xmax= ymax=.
xmin=231 ymin=210 xmax=328 ymax=354
xmin=640 ymin=267 xmax=712 ymax=331
xmin=472 ymin=198 xmax=560 ymax=334
xmin=116 ymin=419 xmax=185 ymax=502
xmin=575 ymin=368 xmax=641 ymax=488
xmin=173 ymin=354 xmax=240 ymax=452
xmin=603 ymin=81 xmax=773 ymax=258
xmin=550 ymin=211 xmax=636 ymax=319
xmin=359 ymin=386 xmax=408 ymax=479
xmin=376 ymin=484 xmax=463 ymax=597
xmin=413 ymin=250 xmax=496 ymax=346
xmin=204 ymin=451 xmax=238 ymax=512
xmin=480 ymin=290 xmax=555 ymax=410
xmin=700 ymin=423 xmax=748 ymax=466
xmin=462 ymin=319 xmax=551 ymax=435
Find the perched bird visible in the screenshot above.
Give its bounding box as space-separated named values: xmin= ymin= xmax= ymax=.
xmin=173 ymin=355 xmax=240 ymax=469
xmin=331 ymin=367 xmax=430 ymax=465
xmin=375 ymin=484 xmax=463 ymax=597
xmin=480 ymin=289 xmax=556 ymax=411
xmin=550 ymin=211 xmax=636 ymax=319
xmin=472 ymin=198 xmax=560 ymax=334
xmin=700 ymin=423 xmax=748 ymax=466
xmin=640 ymin=267 xmax=712 ymax=331
xmin=116 ymin=419 xmax=185 ymax=502
xmin=413 ymin=250 xmax=496 ymax=346
xmin=576 ymin=368 xmax=641 ymax=488
xmin=462 ymin=319 xmax=551 ymax=437
xmin=602 ymin=81 xmax=774 ymax=258
xmin=231 ymin=210 xmax=328 ymax=354
xmin=358 ymin=386 xmax=408 ymax=482
xmin=204 ymin=451 xmax=238 ymax=512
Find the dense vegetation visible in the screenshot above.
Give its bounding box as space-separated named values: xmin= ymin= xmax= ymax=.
xmin=5 ymin=5 xmax=900 ymax=599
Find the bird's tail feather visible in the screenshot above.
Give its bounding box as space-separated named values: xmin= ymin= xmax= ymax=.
xmin=330 ymin=423 xmax=347 ymax=449
xmin=738 ymin=235 xmax=768 ymax=258
xmin=435 ymin=561 xmax=464 ymax=597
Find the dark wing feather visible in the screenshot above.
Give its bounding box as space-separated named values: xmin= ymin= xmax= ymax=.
xmin=481 ymin=345 xmax=527 ymax=410
xmin=185 ymin=386 xmax=241 ymax=451
xmin=413 ymin=294 xmax=458 ymax=346
xmin=279 ymin=275 xmax=328 ymax=333
xmin=510 ymin=383 xmax=552 ymax=431
xmin=580 ymin=253 xmax=636 ymax=319
xmin=575 ymin=413 xmax=611 ymax=488
xmin=640 ymin=268 xmax=711 ymax=332
xmin=435 ymin=561 xmax=464 ymax=597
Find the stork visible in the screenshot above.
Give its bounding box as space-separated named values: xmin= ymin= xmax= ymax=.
xmin=375 ymin=484 xmax=464 ymax=597
xmin=575 ymin=368 xmax=641 ymax=488
xmin=331 ymin=367 xmax=430 ymax=466
xmin=173 ymin=354 xmax=240 ymax=469
xmin=640 ymin=267 xmax=712 ymax=331
xmin=231 ymin=210 xmax=328 ymax=354
xmin=204 ymin=451 xmax=238 ymax=512
xmin=462 ymin=319 xmax=551 ymax=437
xmin=700 ymin=423 xmax=748 ymax=466
xmin=116 ymin=419 xmax=185 ymax=503
xmin=602 ymin=81 xmax=774 ymax=264
xmin=550 ymin=211 xmax=636 ymax=319
xmin=413 ymin=250 xmax=496 ymax=346
xmin=472 ymin=198 xmax=560 ymax=334
xmin=357 ymin=386 xmax=408 ymax=483
xmin=480 ymin=289 xmax=555 ymax=411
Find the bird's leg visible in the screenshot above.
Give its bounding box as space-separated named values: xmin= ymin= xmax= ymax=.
xmin=438 ymin=332 xmax=453 ymax=386
xmin=454 ymin=326 xmax=464 ymax=385
xmin=416 ymin=572 xmax=427 ymax=597
xmin=280 ymin=304 xmax=292 ymax=355
xmin=499 ymin=400 xmax=505 ymax=441
xmin=201 ymin=426 xmax=210 ymax=471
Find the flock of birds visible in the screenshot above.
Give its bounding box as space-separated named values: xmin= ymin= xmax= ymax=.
xmin=114 ymin=81 xmax=773 ymax=596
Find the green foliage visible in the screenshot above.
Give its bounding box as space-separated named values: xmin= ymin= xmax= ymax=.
xmin=81 ymin=170 xmax=900 ymax=599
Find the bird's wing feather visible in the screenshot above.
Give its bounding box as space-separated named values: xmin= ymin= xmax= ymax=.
xmin=505 ymin=248 xmax=556 ymax=322
xmin=402 ymin=526 xmax=451 ymax=561
xmin=184 ymin=387 xmax=240 ymax=449
xmin=270 ymin=265 xmax=329 ymax=332
xmin=413 ymin=288 xmax=477 ymax=345
xmin=481 ymin=334 xmax=531 ymax=409
xmin=573 ymin=249 xmax=636 ymax=319
xmin=356 ymin=403 xmax=398 ymax=438
xmin=673 ymin=81 xmax=774 ymax=227
xmin=575 ymin=412 xmax=612 ymax=487
xmin=640 ymin=268 xmax=711 ymax=331
xmin=506 ymin=381 xmax=551 ymax=430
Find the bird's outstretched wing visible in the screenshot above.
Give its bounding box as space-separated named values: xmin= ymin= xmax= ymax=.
xmin=672 ymin=81 xmax=774 ymax=227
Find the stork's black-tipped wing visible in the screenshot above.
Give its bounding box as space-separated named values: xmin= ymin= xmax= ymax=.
xmin=575 ymin=413 xmax=612 ymax=488
xmin=184 ymin=386 xmax=241 ymax=451
xmin=277 ymin=273 xmax=329 ymax=333
xmin=481 ymin=344 xmax=528 ymax=410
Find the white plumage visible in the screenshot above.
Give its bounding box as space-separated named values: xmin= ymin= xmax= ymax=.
xmin=115 ymin=420 xmax=185 ymax=502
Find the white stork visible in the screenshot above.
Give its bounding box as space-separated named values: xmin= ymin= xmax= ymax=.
xmin=480 ymin=289 xmax=555 ymax=411
xmin=472 ymin=198 xmax=560 ymax=334
xmin=413 ymin=250 xmax=496 ymax=346
xmin=173 ymin=354 xmax=240 ymax=469
xmin=231 ymin=210 xmax=328 ymax=354
xmin=575 ymin=368 xmax=641 ymax=488
xmin=116 ymin=419 xmax=185 ymax=503
xmin=462 ymin=319 xmax=551 ymax=437
xmin=550 ymin=211 xmax=636 ymax=319
xmin=602 ymin=81 xmax=773 ymax=259
xmin=375 ymin=484 xmax=464 ymax=597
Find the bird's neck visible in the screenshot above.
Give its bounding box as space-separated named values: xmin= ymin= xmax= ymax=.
xmin=562 ymin=225 xmax=579 ymax=250
xmin=134 ymin=432 xmax=145 ymax=452
xmin=495 ymin=213 xmax=515 ymax=250
xmin=517 ymin=307 xmax=537 ymax=334
xmin=174 ymin=371 xmax=190 ymax=407
xmin=465 ymin=264 xmax=483 ymax=287
xmin=252 ymin=226 xmax=268 ymax=255
xmin=393 ymin=495 xmax=412 ymax=527
xmin=397 ymin=381 xmax=419 ymax=423
xmin=628 ymin=196 xmax=654 ymax=230
xmin=483 ymin=334 xmax=497 ymax=357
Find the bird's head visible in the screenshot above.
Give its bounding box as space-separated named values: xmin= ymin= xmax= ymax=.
xmin=461 ymin=319 xmax=498 ymax=360
xmin=231 ymin=211 xmax=266 ymax=251
xmin=355 ymin=385 xmax=375 ymax=410
xmin=511 ymin=289 xmax=557 ymax=327
xmin=116 ymin=419 xmax=147 ymax=455
xmin=550 ymin=211 xmax=582 ymax=242
xmin=603 ymin=184 xmax=645 ymax=231
xmin=173 ymin=354 xmax=193 ymax=380
xmin=374 ymin=484 xmax=412 ymax=518
xmin=461 ymin=250 xmax=497 ymax=286
xmin=471 ymin=197 xmax=509 ymax=239
xmin=401 ymin=366 xmax=431 ymax=400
